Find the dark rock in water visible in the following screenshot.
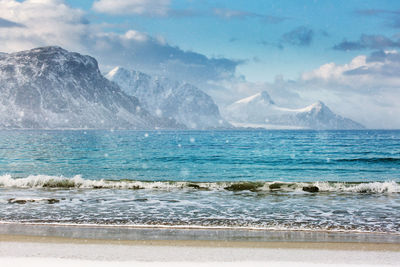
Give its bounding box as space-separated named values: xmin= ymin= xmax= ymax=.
xmin=188 ymin=183 xmax=201 ymax=189
xmin=8 ymin=198 xmax=60 ymax=204
xmin=8 ymin=199 xmax=26 ymax=204
xmin=224 ymin=182 xmax=262 ymax=192
xmin=302 ymin=186 xmax=319 ymax=193
xmin=269 ymin=183 xmax=283 ymax=190
xmin=8 ymin=198 xmax=34 ymax=204
xmin=131 ymin=185 xmax=143 ymax=190
xmin=0 ymin=46 xmax=183 ymax=129
xmin=134 ymin=198 xmax=148 ymax=202
xmin=187 ymin=183 xmax=208 ymax=190
xmin=47 ymin=199 xmax=60 ymax=204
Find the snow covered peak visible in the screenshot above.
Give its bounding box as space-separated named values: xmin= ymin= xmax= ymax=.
xmin=311 ymin=100 xmax=325 ymax=110
xmin=106 ymin=67 xmax=152 ymax=86
xmin=260 ymin=91 xmax=275 ymax=104
xmin=2 ymin=46 xmax=100 ymax=81
xmin=299 ymin=100 xmax=327 ymax=113
xmin=107 ymin=66 xmax=123 ymax=77
xmin=224 ymin=91 xmax=364 ymax=130
xmin=14 ymin=46 xmax=96 ymax=67
xmin=0 ymin=46 xmax=181 ymax=129
xmin=106 ymin=67 xmax=231 ymax=129
xmin=107 ymin=66 xmax=136 ymax=79
xmin=236 ymin=91 xmax=275 ymax=105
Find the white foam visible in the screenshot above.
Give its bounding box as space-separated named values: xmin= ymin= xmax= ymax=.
xmin=0 ymin=174 xmax=399 ymax=193
xmin=314 ymin=181 xmax=400 ymax=193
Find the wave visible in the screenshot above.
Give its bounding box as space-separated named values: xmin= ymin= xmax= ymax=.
xmin=0 ymin=174 xmax=399 ymax=193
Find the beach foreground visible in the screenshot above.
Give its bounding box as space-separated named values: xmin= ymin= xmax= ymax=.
xmin=1 ymin=228 xmax=400 ymax=267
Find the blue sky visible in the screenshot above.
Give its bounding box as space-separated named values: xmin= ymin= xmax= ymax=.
xmin=66 ymin=0 xmax=400 ymax=82
xmin=1 ymin=0 xmax=400 ymax=128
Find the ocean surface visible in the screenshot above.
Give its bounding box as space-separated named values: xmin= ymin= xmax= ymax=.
xmin=0 ymin=130 xmax=399 ymax=234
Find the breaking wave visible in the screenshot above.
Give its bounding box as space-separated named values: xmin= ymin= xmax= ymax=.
xmin=0 ymin=174 xmax=399 ymax=193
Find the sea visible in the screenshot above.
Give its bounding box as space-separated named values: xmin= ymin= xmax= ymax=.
xmin=0 ymin=130 xmax=399 ymax=235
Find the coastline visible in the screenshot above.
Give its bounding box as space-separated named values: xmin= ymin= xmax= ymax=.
xmin=1 ymin=222 xmax=400 ymax=266
xmin=1 ymin=234 xmax=400 ymax=266
xmin=1 ymin=233 xmax=400 ymax=251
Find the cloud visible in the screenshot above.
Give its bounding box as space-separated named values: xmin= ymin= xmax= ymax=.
xmin=297 ymin=49 xmax=400 ymax=128
xmin=212 ymin=50 xmax=400 ymax=129
xmin=0 ymin=0 xmax=240 ymax=84
xmin=90 ymin=30 xmax=242 ymax=83
xmin=333 ymin=34 xmax=400 ymax=51
xmin=0 ymin=17 xmax=24 ymax=28
xmin=92 ymin=0 xmax=170 ymax=16
xmin=260 ymin=40 xmax=283 ymax=50
xmin=281 ymin=26 xmax=314 ymax=46
xmin=332 ymin=40 xmax=365 ymax=51
xmin=302 ymin=50 xmax=400 ymax=88
xmin=212 ymin=8 xmax=286 ymax=23
xmin=356 ymin=9 xmax=400 ymax=28
xmin=0 ymin=0 xmax=89 ymax=52
xmin=91 ymin=1 xmax=287 ymax=24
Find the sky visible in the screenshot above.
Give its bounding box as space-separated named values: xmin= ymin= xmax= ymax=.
xmin=1 ymin=0 xmax=400 ymax=128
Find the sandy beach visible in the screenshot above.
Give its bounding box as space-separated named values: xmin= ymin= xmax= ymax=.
xmin=1 ymin=235 xmax=400 ymax=266
xmin=1 ymin=224 xmax=400 ymax=266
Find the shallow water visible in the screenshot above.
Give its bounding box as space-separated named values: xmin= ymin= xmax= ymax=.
xmin=0 ymin=130 xmax=399 ymax=233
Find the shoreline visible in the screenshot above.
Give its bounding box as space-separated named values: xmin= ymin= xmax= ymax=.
xmin=1 ymin=235 xmax=400 ymax=266
xmin=1 ymin=222 xmax=400 ymax=250
xmin=1 ymin=233 xmax=400 ymax=251
xmin=3 ymin=220 xmax=400 ymax=235
xmin=1 ymin=221 xmax=400 ymax=265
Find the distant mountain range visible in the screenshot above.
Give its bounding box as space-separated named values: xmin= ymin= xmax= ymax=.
xmin=0 ymin=46 xmax=364 ymax=130
xmin=223 ymin=91 xmax=364 ymax=130
xmin=106 ymin=67 xmax=230 ymax=129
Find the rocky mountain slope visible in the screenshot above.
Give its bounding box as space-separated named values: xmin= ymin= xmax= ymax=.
xmin=0 ymin=46 xmax=181 ymax=129
xmin=106 ymin=67 xmax=231 ymax=129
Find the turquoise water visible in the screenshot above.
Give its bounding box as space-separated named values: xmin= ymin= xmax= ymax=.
xmin=0 ymin=130 xmax=399 ymax=182
xmin=0 ymin=130 xmax=399 ymax=233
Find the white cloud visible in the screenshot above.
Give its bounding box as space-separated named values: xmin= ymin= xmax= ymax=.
xmin=301 ymin=50 xmax=400 ymax=90
xmin=123 ymin=30 xmax=149 ymax=42
xmin=92 ymin=0 xmax=170 ymax=16
xmin=0 ymin=0 xmax=240 ymax=84
xmin=210 ymin=50 xmax=400 ymax=129
xmin=0 ymin=0 xmax=88 ymax=52
xmin=292 ymin=50 xmax=400 ymax=128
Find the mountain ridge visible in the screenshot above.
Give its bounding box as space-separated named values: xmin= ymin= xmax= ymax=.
xmin=0 ymin=46 xmax=182 ymax=129
xmin=106 ymin=66 xmax=231 ymax=129
xmin=224 ymin=91 xmax=364 ymax=130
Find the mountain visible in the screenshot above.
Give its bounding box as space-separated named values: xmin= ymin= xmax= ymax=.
xmin=223 ymin=91 xmax=364 ymax=130
xmin=0 ymin=46 xmax=181 ymax=129
xmin=106 ymin=67 xmax=231 ymax=129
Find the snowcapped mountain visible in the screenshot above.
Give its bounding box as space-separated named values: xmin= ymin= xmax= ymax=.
xmin=0 ymin=46 xmax=182 ymax=129
xmin=106 ymin=67 xmax=231 ymax=129
xmin=223 ymin=91 xmax=364 ymax=130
